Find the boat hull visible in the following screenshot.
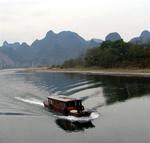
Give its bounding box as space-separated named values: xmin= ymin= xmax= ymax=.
xmin=43 ymin=100 xmax=91 ymax=117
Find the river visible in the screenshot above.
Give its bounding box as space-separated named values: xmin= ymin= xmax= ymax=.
xmin=0 ymin=69 xmax=150 ymax=143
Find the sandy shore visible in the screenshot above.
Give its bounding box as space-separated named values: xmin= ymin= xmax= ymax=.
xmin=23 ymin=67 xmax=150 ymax=77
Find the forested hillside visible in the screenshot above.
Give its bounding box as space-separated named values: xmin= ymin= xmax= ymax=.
xmin=63 ymin=40 xmax=150 ymax=68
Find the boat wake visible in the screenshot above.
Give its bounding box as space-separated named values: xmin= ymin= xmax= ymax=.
xmin=55 ymin=111 xmax=99 ymax=123
xmin=15 ymin=97 xmax=43 ymax=106
xmin=0 ymin=112 xmax=32 ymax=116
xmin=15 ymin=96 xmax=100 ymax=122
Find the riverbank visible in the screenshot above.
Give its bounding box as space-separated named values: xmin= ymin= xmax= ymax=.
xmin=23 ymin=67 xmax=150 ymax=77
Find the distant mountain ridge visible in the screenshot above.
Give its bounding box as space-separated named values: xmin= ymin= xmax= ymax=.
xmin=0 ymin=30 xmax=102 ymax=68
xmin=0 ymin=29 xmax=149 ymax=68
xmin=3 ymin=41 xmax=21 ymax=49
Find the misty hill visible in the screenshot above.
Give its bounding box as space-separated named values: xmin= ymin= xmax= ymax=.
xmin=105 ymin=32 xmax=122 ymax=41
xmin=130 ymin=30 xmax=150 ymax=44
xmin=0 ymin=52 xmax=14 ymax=68
xmin=0 ymin=30 xmax=102 ymax=68
xmin=87 ymin=39 xmax=103 ymax=48
xmin=0 ymin=42 xmax=32 ymax=68
xmin=30 ymin=31 xmax=88 ymax=65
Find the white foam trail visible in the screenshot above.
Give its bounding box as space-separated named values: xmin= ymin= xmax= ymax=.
xmin=15 ymin=97 xmax=43 ymax=106
xmin=55 ymin=112 xmax=99 ymax=123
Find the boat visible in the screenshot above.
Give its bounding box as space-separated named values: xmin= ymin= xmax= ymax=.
xmin=43 ymin=96 xmax=91 ymax=117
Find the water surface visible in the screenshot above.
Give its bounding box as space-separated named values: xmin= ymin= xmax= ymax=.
xmin=0 ymin=69 xmax=150 ymax=143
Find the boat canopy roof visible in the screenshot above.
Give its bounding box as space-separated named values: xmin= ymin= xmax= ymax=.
xmin=48 ymin=96 xmax=81 ymax=102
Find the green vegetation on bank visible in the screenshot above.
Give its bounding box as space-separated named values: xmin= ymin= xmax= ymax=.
xmin=62 ymin=40 xmax=150 ymax=68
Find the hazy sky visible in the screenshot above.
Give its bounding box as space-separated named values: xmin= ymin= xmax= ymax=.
xmin=0 ymin=0 xmax=150 ymax=45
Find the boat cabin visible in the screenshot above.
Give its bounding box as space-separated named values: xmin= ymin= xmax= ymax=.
xmin=47 ymin=96 xmax=84 ymax=114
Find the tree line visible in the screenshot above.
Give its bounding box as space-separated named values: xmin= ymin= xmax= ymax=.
xmin=62 ymin=40 xmax=150 ymax=68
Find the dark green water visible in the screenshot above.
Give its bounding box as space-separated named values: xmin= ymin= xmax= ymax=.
xmin=0 ymin=69 xmax=150 ymax=143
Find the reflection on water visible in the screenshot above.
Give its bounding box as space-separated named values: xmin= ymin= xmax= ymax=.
xmin=55 ymin=119 xmax=95 ymax=132
xmin=88 ymin=75 xmax=150 ymax=105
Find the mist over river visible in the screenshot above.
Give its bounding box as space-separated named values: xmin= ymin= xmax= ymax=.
xmin=0 ymin=69 xmax=150 ymax=143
